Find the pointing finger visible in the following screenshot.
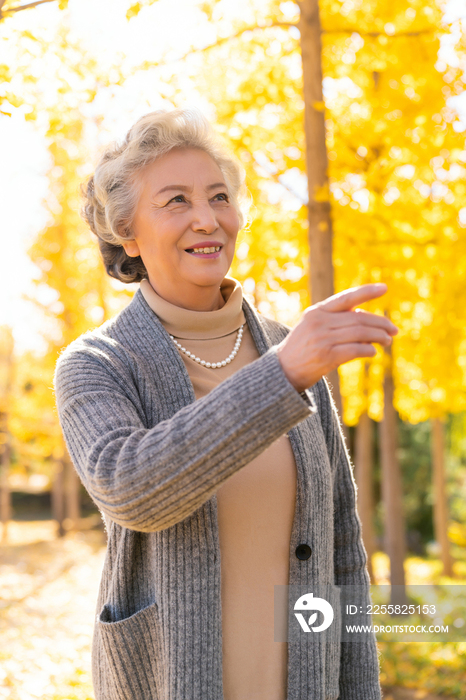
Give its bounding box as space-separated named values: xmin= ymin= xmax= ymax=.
xmin=322 ymin=284 xmax=388 ymax=313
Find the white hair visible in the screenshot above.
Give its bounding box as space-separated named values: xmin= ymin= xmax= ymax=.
xmin=82 ymin=108 xmax=251 ymax=283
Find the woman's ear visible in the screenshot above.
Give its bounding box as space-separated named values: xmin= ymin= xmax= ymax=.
xmin=122 ymin=238 xmax=141 ymax=258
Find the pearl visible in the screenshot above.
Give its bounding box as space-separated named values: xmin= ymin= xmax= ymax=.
xmin=169 ymin=324 xmax=246 ymax=369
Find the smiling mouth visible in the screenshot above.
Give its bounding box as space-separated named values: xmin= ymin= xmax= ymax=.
xmin=185 ymin=246 xmax=222 ymax=255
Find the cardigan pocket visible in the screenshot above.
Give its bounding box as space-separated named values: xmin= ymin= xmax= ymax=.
xmin=97 ymin=602 xmax=164 ymax=700
xmin=324 ymin=584 xmax=342 ymax=700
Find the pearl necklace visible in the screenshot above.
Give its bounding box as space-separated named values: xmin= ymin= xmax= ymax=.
xmin=169 ymin=324 xmax=245 ymax=369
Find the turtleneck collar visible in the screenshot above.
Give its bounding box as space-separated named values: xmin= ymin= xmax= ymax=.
xmin=139 ymin=277 xmax=246 ymax=340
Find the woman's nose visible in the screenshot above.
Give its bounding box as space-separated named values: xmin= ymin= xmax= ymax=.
xmin=191 ymin=202 xmax=219 ymax=233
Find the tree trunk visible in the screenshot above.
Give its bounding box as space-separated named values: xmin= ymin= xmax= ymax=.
xmin=354 ymin=360 xmax=376 ymax=580
xmin=298 ymin=0 xmax=347 ymax=440
xmin=0 ymin=326 xmax=14 ymax=543
xmin=431 ymin=417 xmax=453 ymax=577
xmin=355 ymin=411 xmax=376 ymax=581
xmin=379 ymin=335 xmax=407 ymax=606
xmin=0 ymin=436 xmax=11 ymax=543
xmin=64 ymin=453 xmax=80 ymax=530
xmin=299 ymin=0 xmax=333 ymax=305
xmin=51 ymin=459 xmax=65 ymax=537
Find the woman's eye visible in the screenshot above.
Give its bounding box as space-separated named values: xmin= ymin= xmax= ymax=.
xmin=169 ymin=195 xmax=187 ymax=204
xmin=214 ymin=193 xmax=229 ymax=202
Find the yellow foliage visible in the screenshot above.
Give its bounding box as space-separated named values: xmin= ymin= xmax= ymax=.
xmin=194 ymin=0 xmax=466 ymax=426
xmin=126 ymin=2 xmax=142 ymax=19
xmin=448 ymin=522 xmax=466 ymax=547
xmin=2 ymin=0 xmax=466 ymax=458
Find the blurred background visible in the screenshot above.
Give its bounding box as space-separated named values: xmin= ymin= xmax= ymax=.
xmin=0 ymin=0 xmax=466 ymax=698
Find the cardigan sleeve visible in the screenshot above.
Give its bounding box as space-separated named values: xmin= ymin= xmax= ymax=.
xmin=54 ymin=342 xmax=316 ymax=534
xmin=316 ymin=378 xmax=382 ymax=700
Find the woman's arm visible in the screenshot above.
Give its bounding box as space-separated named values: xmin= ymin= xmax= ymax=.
xmin=315 ymin=378 xmax=382 ymax=700
xmin=54 ymin=342 xmax=316 ymax=533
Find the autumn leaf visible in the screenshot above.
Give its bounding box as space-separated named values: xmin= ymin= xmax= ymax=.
xmin=126 ymin=2 xmax=141 ymax=19
xmin=126 ymin=0 xmax=159 ymax=20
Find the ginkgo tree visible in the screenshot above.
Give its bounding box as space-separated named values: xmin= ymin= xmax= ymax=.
xmin=25 ymin=109 xmax=111 ymax=531
xmin=0 ymin=18 xmax=130 ymax=531
xmin=319 ymin=0 xmax=466 ymax=581
xmin=2 ymin=0 xmax=466 ymax=571
xmin=128 ymin=0 xmax=466 ymax=584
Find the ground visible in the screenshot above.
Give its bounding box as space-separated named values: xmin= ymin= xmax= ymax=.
xmin=0 ymin=521 xmax=104 ymax=700
xmin=0 ymin=521 xmax=464 ymax=699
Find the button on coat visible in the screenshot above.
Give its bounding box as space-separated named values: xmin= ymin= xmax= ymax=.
xmin=295 ymin=543 xmax=312 ymax=560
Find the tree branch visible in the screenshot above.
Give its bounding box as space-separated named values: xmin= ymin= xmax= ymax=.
xmin=253 ymin=155 xmax=308 ymax=205
xmin=344 ymin=233 xmax=444 ymax=248
xmin=137 ymin=21 xmax=298 ymax=70
xmin=1 ymin=0 xmax=56 ymax=18
xmin=136 ymin=20 xmax=438 ymax=73
xmin=323 ymin=28 xmax=436 ymax=37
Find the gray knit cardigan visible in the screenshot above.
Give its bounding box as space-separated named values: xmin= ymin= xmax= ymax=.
xmin=54 ymin=288 xmax=381 ymax=700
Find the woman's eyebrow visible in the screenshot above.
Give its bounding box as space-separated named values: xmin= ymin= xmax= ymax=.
xmin=155 ymin=182 xmax=227 ymax=196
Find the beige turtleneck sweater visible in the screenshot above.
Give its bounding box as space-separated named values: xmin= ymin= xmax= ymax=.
xmin=140 ymin=276 xmax=298 ymax=700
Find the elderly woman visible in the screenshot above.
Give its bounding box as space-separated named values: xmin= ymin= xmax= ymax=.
xmin=54 ymin=108 xmax=397 ymax=700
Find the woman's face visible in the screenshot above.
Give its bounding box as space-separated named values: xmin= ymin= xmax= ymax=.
xmin=122 ymin=147 xmax=240 ymax=309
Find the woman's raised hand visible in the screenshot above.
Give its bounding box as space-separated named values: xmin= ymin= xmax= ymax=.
xmin=276 ymin=283 xmax=399 ymax=393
